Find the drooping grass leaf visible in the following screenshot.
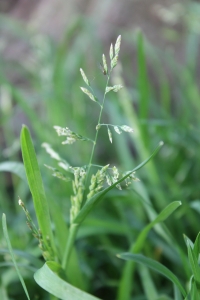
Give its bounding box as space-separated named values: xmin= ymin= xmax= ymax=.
xmin=20 ymin=125 xmax=55 ymax=253
xmin=0 ymin=162 xmax=26 ymax=182
xmin=2 ymin=214 xmax=31 ymax=300
xmin=117 ymin=253 xmax=187 ymax=298
xmin=34 ymin=261 xmax=101 ymax=300
xmin=117 ymin=201 xmax=182 ymax=300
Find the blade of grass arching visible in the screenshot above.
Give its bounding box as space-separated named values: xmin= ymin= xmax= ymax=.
xmin=2 ymin=214 xmax=31 ymax=300
xmin=0 ymin=162 xmax=26 ymax=182
xmin=74 ymin=141 xmax=163 ymax=225
xmin=20 ymin=125 xmax=56 ymax=253
xmin=49 ymin=196 xmax=85 ymax=290
xmin=34 ymin=261 xmax=102 ymax=300
xmin=117 ymin=253 xmax=187 ymax=298
xmin=138 ymin=264 xmax=158 ymax=300
xmin=117 ymin=201 xmax=182 ymax=300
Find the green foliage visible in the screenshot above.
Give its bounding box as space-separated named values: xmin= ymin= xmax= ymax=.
xmin=1 ymin=5 xmax=200 ymax=299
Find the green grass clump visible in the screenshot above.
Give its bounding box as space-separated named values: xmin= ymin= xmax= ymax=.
xmin=0 ymin=11 xmax=200 ymax=300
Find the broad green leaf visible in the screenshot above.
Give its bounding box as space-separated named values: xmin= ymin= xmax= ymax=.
xmin=0 ymin=162 xmax=26 ymax=182
xmin=34 ymin=261 xmax=101 ymax=300
xmin=74 ymin=141 xmax=164 ymax=225
xmin=117 ymin=253 xmax=187 ymax=298
xmin=20 ymin=125 xmax=55 ymax=251
xmin=2 ymin=214 xmax=31 ymax=300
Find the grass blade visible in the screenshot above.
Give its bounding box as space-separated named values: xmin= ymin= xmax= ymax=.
xmin=34 ymin=261 xmax=102 ymax=300
xmin=117 ymin=253 xmax=187 ymax=298
xmin=117 ymin=201 xmax=182 ymax=300
xmin=2 ymin=213 xmax=31 ymax=300
xmin=20 ymin=125 xmax=55 ymax=252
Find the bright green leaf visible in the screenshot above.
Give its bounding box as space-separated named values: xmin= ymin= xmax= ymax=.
xmin=20 ymin=125 xmax=55 ymax=252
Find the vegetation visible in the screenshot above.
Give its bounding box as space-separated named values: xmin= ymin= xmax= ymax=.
xmin=0 ymin=7 xmax=200 ymax=300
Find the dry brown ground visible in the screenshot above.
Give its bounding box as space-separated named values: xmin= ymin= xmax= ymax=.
xmin=0 ymin=0 xmax=188 ymax=61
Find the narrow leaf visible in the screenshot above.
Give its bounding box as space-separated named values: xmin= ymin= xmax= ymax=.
xmin=188 ymin=245 xmax=200 ymax=284
xmin=34 ymin=262 xmax=101 ymax=300
xmin=0 ymin=161 xmax=26 ymax=182
xmin=20 ymin=125 xmax=55 ymax=250
xmin=117 ymin=201 xmax=182 ymax=300
xmin=194 ymin=232 xmax=200 ymax=259
xmin=2 ymin=214 xmax=31 ymax=300
xmin=117 ymin=253 xmax=187 ymax=298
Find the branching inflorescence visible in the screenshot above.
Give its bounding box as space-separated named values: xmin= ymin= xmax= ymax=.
xmin=43 ymin=35 xmax=139 ymax=225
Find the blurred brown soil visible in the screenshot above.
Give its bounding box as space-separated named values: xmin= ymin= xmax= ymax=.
xmin=0 ymin=0 xmax=186 ymax=60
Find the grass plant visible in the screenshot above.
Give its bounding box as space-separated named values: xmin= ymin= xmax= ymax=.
xmin=0 ymin=9 xmax=200 ymax=300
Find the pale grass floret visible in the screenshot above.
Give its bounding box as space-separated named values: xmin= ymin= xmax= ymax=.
xmin=109 ymin=43 xmax=114 ymax=60
xmin=54 ymin=125 xmax=91 ymax=144
xmin=120 ymin=125 xmax=134 ymax=133
xmin=80 ymin=68 xmax=90 ymax=86
xmin=114 ymin=126 xmax=122 ymax=134
xmin=42 ymin=143 xmax=61 ymax=161
xmin=80 ymin=87 xmax=97 ymax=102
xmin=87 ymin=164 xmax=109 ymax=199
xmin=107 ymin=127 xmax=112 ymax=143
xmin=114 ymin=35 xmax=121 ymax=56
xmin=70 ymin=168 xmax=86 ymax=222
xmin=102 ymin=54 xmax=108 ymax=75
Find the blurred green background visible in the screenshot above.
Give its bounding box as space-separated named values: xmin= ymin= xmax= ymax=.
xmin=0 ymin=0 xmax=200 ymax=299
